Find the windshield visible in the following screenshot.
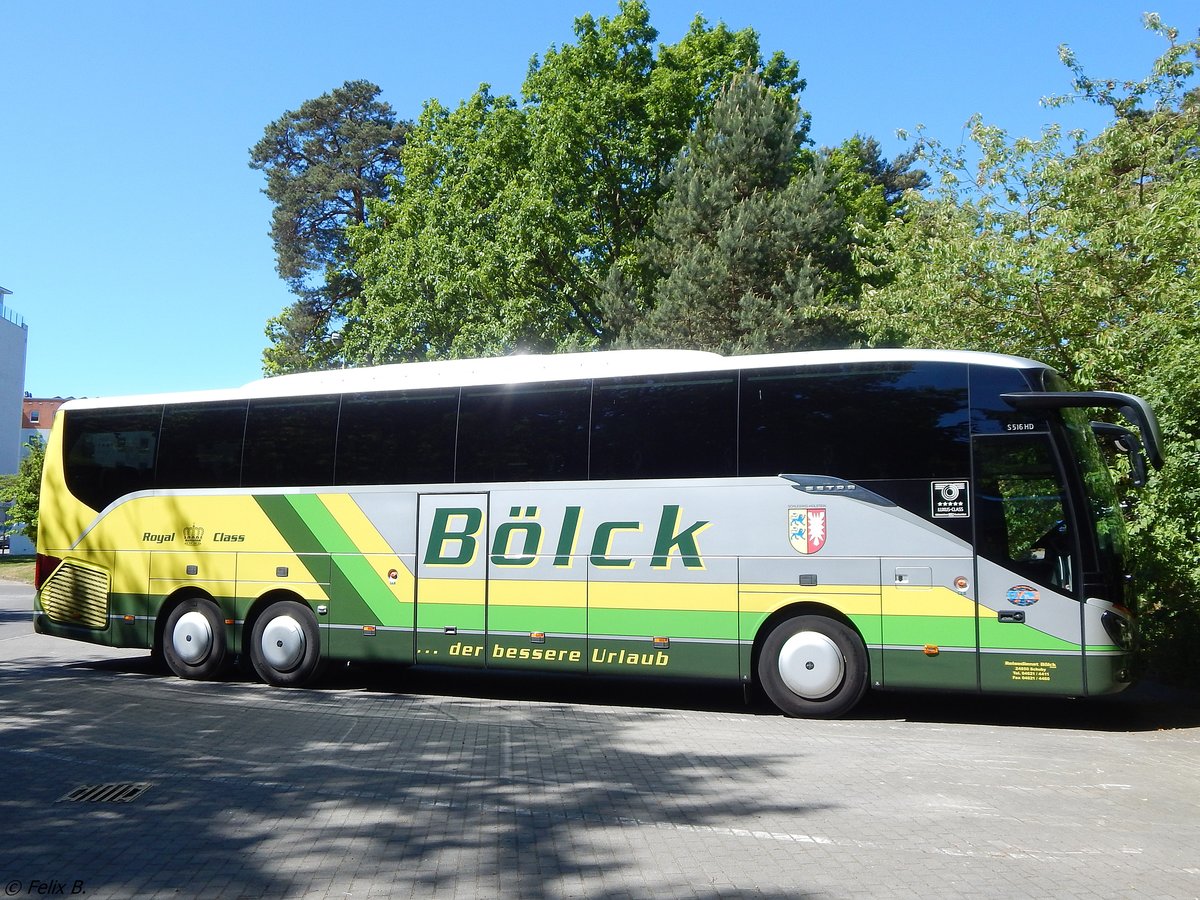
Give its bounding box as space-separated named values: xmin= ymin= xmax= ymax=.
xmin=1060 ymin=404 xmax=1130 ymax=580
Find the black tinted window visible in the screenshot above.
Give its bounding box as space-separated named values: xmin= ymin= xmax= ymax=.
xmin=337 ymin=390 xmax=458 ymax=485
xmin=591 ymin=374 xmax=737 ymax=479
xmin=242 ymin=396 xmax=339 ymax=487
xmin=973 ymin=433 xmax=1074 ymax=591
xmin=156 ymin=402 xmax=246 ymax=489
xmin=63 ymin=407 xmax=162 ymax=510
xmin=969 ymin=364 xmax=1045 ymax=435
xmin=740 ymin=363 xmax=969 ymax=480
xmin=456 ymin=382 xmax=590 ymax=483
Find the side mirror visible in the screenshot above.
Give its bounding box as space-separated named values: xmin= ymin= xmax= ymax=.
xmin=1091 ymin=421 xmax=1148 ymax=487
xmin=1003 ymin=390 xmax=1164 ymax=470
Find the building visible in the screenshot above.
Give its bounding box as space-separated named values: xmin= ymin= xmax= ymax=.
xmin=1 ymin=286 xmax=31 ymax=554
xmin=11 ymin=395 xmax=71 ymax=554
xmin=22 ymin=394 xmax=69 ymax=445
xmin=0 ymin=286 xmax=25 ymax=472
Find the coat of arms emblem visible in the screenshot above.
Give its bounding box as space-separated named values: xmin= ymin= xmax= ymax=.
xmin=788 ymin=507 xmax=827 ymax=555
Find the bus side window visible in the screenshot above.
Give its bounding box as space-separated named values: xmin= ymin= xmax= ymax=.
xmin=738 ymin=363 xmax=968 ymax=481
xmin=590 ymin=374 xmax=736 ymax=480
xmin=62 ymin=408 xmax=162 ymax=511
xmin=336 ymin=390 xmax=458 ymax=485
xmin=156 ymin=402 xmax=247 ymax=490
xmin=456 ymin=382 xmax=590 ymax=484
xmin=243 ymin=396 xmax=339 ymax=488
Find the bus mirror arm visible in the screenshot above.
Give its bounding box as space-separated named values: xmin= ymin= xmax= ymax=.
xmin=1090 ymin=421 xmax=1148 ymax=487
xmin=1001 ymin=391 xmax=1164 ymax=470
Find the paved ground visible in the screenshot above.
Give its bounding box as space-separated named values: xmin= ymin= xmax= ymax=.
xmin=1 ymin=580 xmax=1198 ymax=899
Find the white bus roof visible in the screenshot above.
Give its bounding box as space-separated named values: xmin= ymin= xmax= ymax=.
xmin=63 ymin=348 xmax=1049 ymax=411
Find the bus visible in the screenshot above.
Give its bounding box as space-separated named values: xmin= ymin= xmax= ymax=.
xmin=33 ymin=348 xmax=1163 ymax=717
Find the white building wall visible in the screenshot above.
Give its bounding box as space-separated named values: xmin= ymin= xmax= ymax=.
xmin=1 ymin=290 xmax=31 ymax=554
xmin=0 ymin=306 xmax=26 ymax=474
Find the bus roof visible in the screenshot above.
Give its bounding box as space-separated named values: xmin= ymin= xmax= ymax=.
xmin=63 ymin=348 xmax=1049 ymax=411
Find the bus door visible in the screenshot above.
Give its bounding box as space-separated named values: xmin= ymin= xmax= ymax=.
xmin=415 ymin=493 xmax=489 ymax=667
xmin=972 ymin=433 xmax=1085 ymax=694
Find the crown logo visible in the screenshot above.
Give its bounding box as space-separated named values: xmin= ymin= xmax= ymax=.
xmin=183 ymin=525 xmax=204 ymax=545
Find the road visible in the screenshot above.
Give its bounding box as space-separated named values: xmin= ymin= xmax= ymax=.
xmin=1 ymin=581 xmax=1198 ymax=899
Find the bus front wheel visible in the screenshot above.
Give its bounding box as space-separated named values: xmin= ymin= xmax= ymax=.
xmin=757 ymin=615 xmax=868 ymax=718
xmin=249 ymin=600 xmax=324 ymax=687
xmin=162 ymin=598 xmax=227 ymax=680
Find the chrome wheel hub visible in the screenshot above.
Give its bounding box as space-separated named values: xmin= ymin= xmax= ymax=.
xmin=777 ymin=631 xmax=844 ymax=699
xmin=261 ymin=615 xmax=306 ymax=672
xmin=172 ymin=611 xmax=213 ymax=665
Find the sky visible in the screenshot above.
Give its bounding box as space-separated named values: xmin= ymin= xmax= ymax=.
xmin=2 ymin=1 xmax=1196 ymax=399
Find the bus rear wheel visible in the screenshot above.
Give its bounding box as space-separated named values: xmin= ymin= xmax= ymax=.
xmin=163 ymin=598 xmax=227 ymax=680
xmin=249 ymin=600 xmax=324 ymax=687
xmin=757 ymin=615 xmax=868 ymax=718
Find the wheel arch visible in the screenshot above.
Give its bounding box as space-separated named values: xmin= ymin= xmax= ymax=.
xmin=750 ymin=601 xmax=868 ymax=684
xmin=243 ymin=589 xmax=318 ymax=644
xmin=153 ymin=587 xmax=221 ymax=656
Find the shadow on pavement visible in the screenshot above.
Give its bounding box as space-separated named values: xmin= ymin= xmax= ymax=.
xmin=0 ymin=653 xmax=830 ymax=899
xmin=66 ymin=651 xmax=1200 ymax=732
xmin=854 ymin=678 xmax=1200 ymax=731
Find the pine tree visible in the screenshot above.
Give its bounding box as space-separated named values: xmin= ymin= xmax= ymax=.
xmin=606 ymin=71 xmax=860 ymax=353
xmin=250 ymin=81 xmax=409 ymax=373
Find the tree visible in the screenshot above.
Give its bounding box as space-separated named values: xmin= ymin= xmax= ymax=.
xmin=0 ymin=437 xmax=45 ymax=545
xmin=605 ymin=71 xmax=859 ymax=353
xmin=345 ymin=88 xmax=541 ymax=362
xmin=860 ymin=16 xmax=1200 ymax=681
xmin=342 ymin=0 xmax=804 ymax=363
xmin=250 ymin=80 xmax=409 ymax=373
xmin=821 ymin=134 xmax=926 ymax=264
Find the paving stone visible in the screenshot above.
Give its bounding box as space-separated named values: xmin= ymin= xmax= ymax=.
xmin=2 ymin=582 xmax=1198 ymax=899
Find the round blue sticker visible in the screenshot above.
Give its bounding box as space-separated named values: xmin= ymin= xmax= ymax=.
xmin=1007 ymin=584 xmax=1040 ymax=607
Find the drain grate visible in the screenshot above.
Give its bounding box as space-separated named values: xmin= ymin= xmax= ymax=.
xmin=58 ymin=782 xmax=152 ymax=803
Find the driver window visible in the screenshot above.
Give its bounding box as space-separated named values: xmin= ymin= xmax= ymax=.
xmin=973 ymin=434 xmax=1074 ymax=592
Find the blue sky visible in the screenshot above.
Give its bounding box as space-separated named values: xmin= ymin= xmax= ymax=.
xmin=2 ymin=1 xmax=1196 ymax=398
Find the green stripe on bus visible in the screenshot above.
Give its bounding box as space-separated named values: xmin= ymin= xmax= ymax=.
xmin=287 ymin=494 xmax=358 ymax=554
xmin=334 ymin=554 xmax=411 ymax=627
xmin=588 ymin=607 xmax=735 ymax=640
xmin=255 ymin=494 xmax=325 ymax=556
xmin=283 ymin=494 xmax=409 ymax=627
xmin=977 ymin=618 xmax=1081 ymax=652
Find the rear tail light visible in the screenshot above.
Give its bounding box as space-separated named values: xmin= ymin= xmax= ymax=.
xmin=35 ymin=553 xmax=62 ymax=589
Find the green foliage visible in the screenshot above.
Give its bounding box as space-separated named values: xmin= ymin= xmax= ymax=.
xmin=606 ymin=71 xmax=859 ymax=353
xmin=821 ymin=135 xmax=927 ymax=236
xmin=0 ymin=437 xmax=46 ymax=544
xmin=250 ymin=80 xmax=409 ymax=373
xmin=861 ymin=17 xmax=1200 ymax=682
xmin=819 ymin=134 xmax=927 ymax=314
xmin=343 ymin=0 xmax=804 ymax=363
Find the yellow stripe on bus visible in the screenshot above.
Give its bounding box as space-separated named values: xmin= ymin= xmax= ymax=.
xmin=882 ymin=585 xmax=979 ymax=617
xmin=589 ymin=581 xmax=737 ymax=612
xmin=739 ymin=590 xmax=882 ymax=617
xmin=418 ymin=577 xmax=486 ymax=605
xmin=319 ymin=494 xmax=397 ymax=556
xmin=489 ymin=579 xmax=587 ymax=608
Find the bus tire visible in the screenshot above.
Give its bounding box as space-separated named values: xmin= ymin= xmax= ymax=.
xmin=757 ymin=615 xmax=868 ymax=718
xmin=162 ymin=598 xmax=227 ymax=680
xmin=249 ymin=600 xmax=324 ymax=688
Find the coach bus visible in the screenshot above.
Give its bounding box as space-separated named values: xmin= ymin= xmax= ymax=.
xmin=33 ymin=349 xmax=1162 ymax=717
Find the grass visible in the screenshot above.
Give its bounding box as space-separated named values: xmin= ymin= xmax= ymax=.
xmin=0 ymin=555 xmax=35 ymax=584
